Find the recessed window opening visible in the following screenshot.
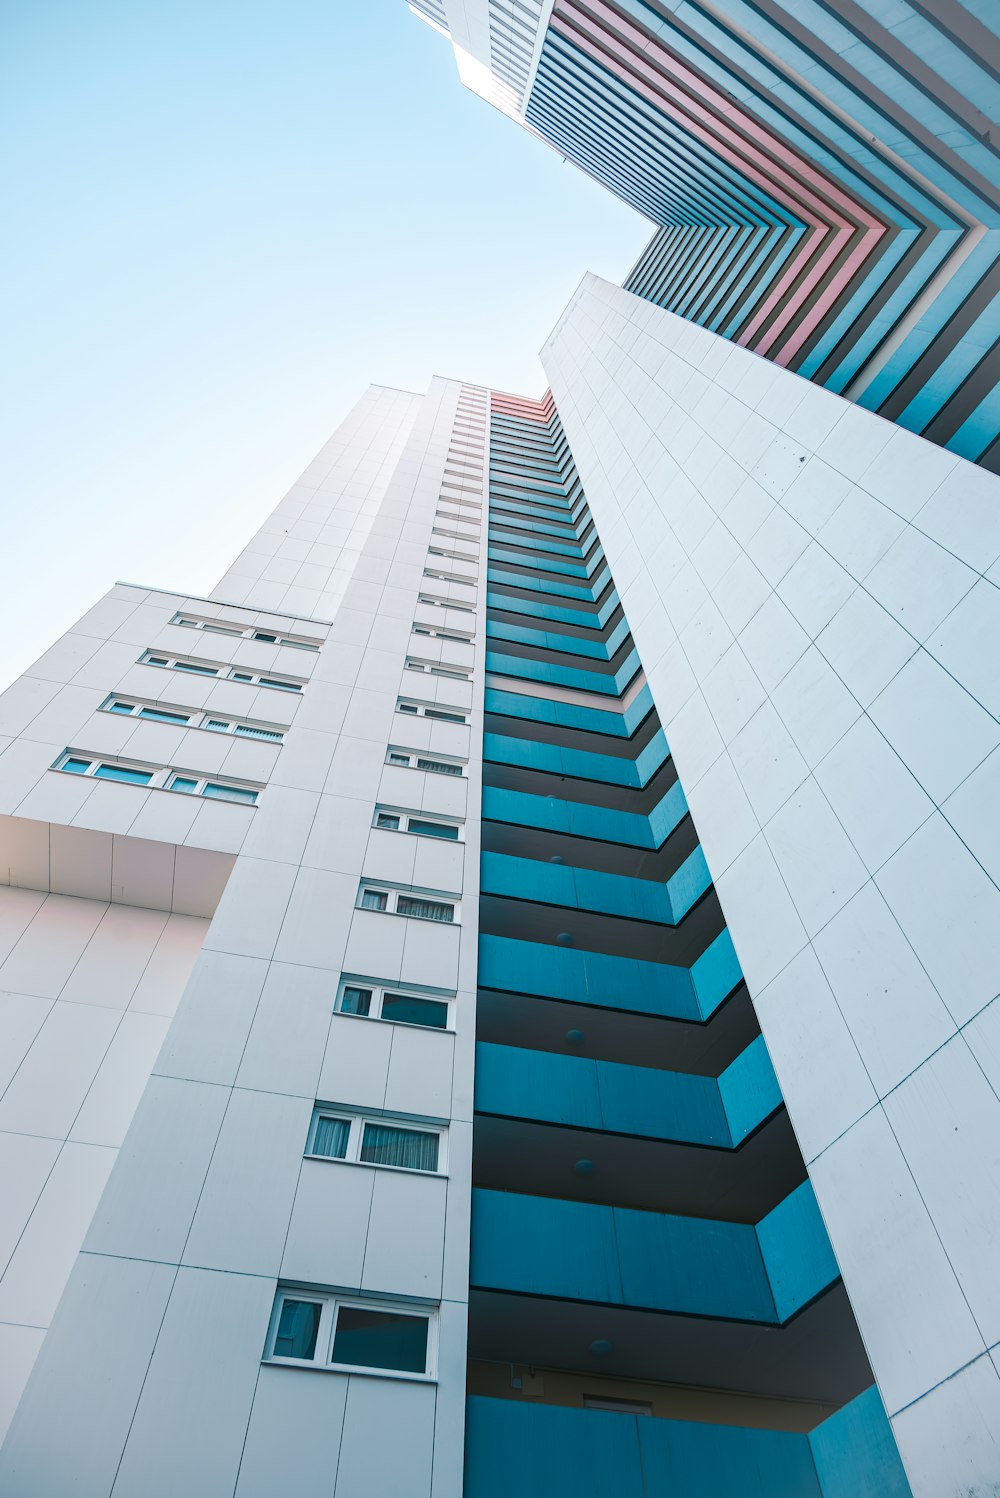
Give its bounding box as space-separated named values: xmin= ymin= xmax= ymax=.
xmin=306 ymin=1108 xmax=443 ymax=1173
xmin=171 ymin=613 xmax=322 ymax=650
xmin=395 ymin=698 xmax=467 ymax=724
xmin=384 ymin=748 xmax=465 ymax=777
xmin=55 ymin=752 xmax=260 ymax=804
xmin=99 ymin=696 xmax=284 ymax=741
xmin=357 ymin=886 xmax=457 ymax=924
xmin=266 ymin=1290 xmax=435 ymax=1377
xmin=336 ymin=979 xmax=451 ymax=1030
xmin=140 ymin=651 xmax=304 ymax=692
xmin=372 ymin=806 xmax=462 ymax=841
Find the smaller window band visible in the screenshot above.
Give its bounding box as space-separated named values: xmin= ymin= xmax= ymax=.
xmin=100 ymin=695 xmax=284 ymax=741
xmin=139 ymin=651 xmax=304 ymax=692
xmin=55 ymin=752 xmax=260 ymax=805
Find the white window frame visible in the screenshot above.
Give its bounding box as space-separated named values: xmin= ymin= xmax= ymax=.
xmin=411 ymin=623 xmax=474 ymax=644
xmin=384 ymin=747 xmax=466 ymax=777
xmin=305 ymin=1106 xmax=448 ymax=1174
xmin=54 ymin=751 xmax=262 ymax=804
xmin=265 ymin=1289 xmax=438 ymax=1380
xmin=335 ymin=976 xmax=454 ymax=1031
xmin=171 ymin=612 xmax=322 ymax=651
xmin=427 ymin=545 xmax=478 ymax=563
xmin=417 ymin=593 xmax=475 ymax=615
xmin=372 ymin=806 xmax=463 ymax=841
xmin=404 ymin=658 xmax=471 ymax=681
xmin=356 ymin=884 xmax=460 ymax=924
xmin=395 ymin=698 xmax=468 ymax=725
xmin=422 ymin=567 xmax=476 ymax=586
xmin=99 ymin=695 xmax=284 ymax=742
xmin=139 ymin=651 xmax=304 ymax=692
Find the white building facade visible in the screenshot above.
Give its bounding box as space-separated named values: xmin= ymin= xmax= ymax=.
xmin=0 ymin=280 xmax=998 ymax=1496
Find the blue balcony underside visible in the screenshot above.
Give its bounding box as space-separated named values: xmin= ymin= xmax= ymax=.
xmin=468 ymin=1280 xmax=873 ymax=1406
xmin=472 ymin=1111 xmax=805 ymax=1222
xmin=464 ymin=1388 xmax=911 ymax=1498
xmin=480 ymin=847 xmax=710 ymax=925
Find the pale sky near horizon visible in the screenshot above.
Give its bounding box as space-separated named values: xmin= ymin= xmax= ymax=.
xmin=0 ymin=0 xmax=649 ymax=692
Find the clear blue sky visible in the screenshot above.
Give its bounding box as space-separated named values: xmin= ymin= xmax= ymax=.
xmin=0 ymin=0 xmax=648 ymax=690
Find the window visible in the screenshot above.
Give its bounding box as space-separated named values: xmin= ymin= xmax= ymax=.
xmin=373 ymin=807 xmax=462 ymax=841
xmin=405 ymin=658 xmax=471 ymax=681
xmin=384 ymin=748 xmax=465 ymax=777
xmin=99 ymin=696 xmax=283 ymax=741
xmin=336 ymin=980 xmax=450 ymax=1029
xmin=395 ymin=698 xmax=467 ymax=725
xmin=306 ymin=1108 xmax=442 ymax=1173
xmin=171 ymin=613 xmax=322 ymax=651
xmin=380 ymin=992 xmax=448 ymax=1029
xmin=339 ymin=984 xmax=373 ymax=1016
xmin=266 ymin=1290 xmax=434 ymax=1377
xmin=407 ymin=818 xmax=459 ymax=840
xmin=416 ymin=757 xmax=462 ymax=777
xmin=357 ymin=887 xmax=457 ymax=924
xmin=95 ymin=764 xmax=154 ymax=785
xmin=139 ymin=651 xmax=304 ymax=693
xmin=54 ymin=752 xmax=260 ymax=804
xmin=396 ymin=895 xmax=454 ymax=922
xmin=583 ymin=1396 xmax=652 ymax=1416
xmin=335 ymin=982 xmax=449 ymax=1030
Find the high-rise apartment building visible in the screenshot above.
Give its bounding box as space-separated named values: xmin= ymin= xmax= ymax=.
xmin=1 ymin=5 xmax=999 ymax=1497
xmin=415 ymin=0 xmax=1000 ymax=472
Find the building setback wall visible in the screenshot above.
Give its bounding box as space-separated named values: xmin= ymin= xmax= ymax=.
xmin=542 ymin=272 xmax=1000 ymax=1498
xmin=0 ymin=379 xmax=487 ymax=1498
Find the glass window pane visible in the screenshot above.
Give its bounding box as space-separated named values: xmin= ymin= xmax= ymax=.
xmin=108 ymin=702 xmax=134 ymax=715
xmin=388 ymin=753 xmax=409 ymax=766
xmin=273 ymin=1299 xmax=322 ymax=1360
xmin=312 ymin=1116 xmax=351 ymax=1158
xmin=174 ymin=662 xmax=218 ymax=675
xmin=416 ymin=759 xmax=461 ymax=776
xmin=396 ymin=896 xmax=453 ymax=922
xmin=407 ymin=819 xmax=458 ymax=840
xmin=94 ymin=764 xmax=154 ymax=785
xmin=204 ymin=719 xmax=230 ymax=732
xmin=339 ymin=986 xmax=372 ymax=1016
xmin=260 ymin=678 xmax=301 ymax=692
xmin=202 ymin=624 xmax=242 ymax=636
xmin=360 ymin=1124 xmax=439 ymax=1172
xmin=138 ymin=708 xmax=190 ymax=724
xmin=331 ymin=1307 xmax=428 ymax=1374
xmin=360 ymin=889 xmax=388 ymax=911
xmin=202 ymin=782 xmax=258 ymax=804
xmin=253 ymin=632 xmax=277 ymax=642
xmin=398 ymin=703 xmax=418 ymax=714
xmin=235 ymin=725 xmax=282 ymax=741
xmin=380 ymin=994 xmax=448 ymax=1029
xmin=144 ymin=655 xmax=169 ymax=666
xmin=62 ymin=758 xmax=92 ymax=774
xmin=231 ymin=672 xmax=253 ymax=682
xmin=376 ymin=813 xmax=400 ymax=830
xmin=425 ymin=709 xmax=464 ymax=723
xmin=171 ymin=777 xmax=198 ymax=793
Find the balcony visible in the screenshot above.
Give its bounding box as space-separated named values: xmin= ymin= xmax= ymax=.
xmin=464 ymin=1387 xmax=911 ymax=1498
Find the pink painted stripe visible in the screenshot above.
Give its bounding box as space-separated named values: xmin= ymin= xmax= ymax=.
xmin=551 ymin=1 xmax=886 ymax=362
